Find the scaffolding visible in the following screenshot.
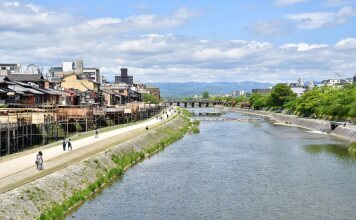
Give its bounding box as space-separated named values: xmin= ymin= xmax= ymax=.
xmin=0 ymin=104 xmax=162 ymax=157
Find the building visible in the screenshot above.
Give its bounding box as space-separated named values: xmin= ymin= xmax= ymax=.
xmin=354 ymin=74 xmax=356 ymax=84
xmin=322 ymin=79 xmax=347 ymax=86
xmin=115 ymin=68 xmax=133 ymax=85
xmin=102 ymin=83 xmax=129 ymax=104
xmin=7 ymin=73 xmax=48 ymax=88
xmin=61 ymin=73 xmax=100 ymax=93
xmin=83 ymin=67 xmax=101 ymax=83
xmin=251 ymin=88 xmax=272 ymax=94
xmin=49 ymin=60 xmax=101 ymax=83
xmin=232 ymin=90 xmax=245 ymax=97
xmin=297 ymin=78 xmax=304 ymax=87
xmin=291 ymin=87 xmax=306 ymax=97
xmin=102 ymin=90 xmax=121 ymax=106
xmin=146 ymin=87 xmax=161 ymax=100
xmin=0 ymin=64 xmax=21 ymax=75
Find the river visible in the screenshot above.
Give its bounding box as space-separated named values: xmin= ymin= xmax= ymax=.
xmin=68 ymin=110 xmax=356 ymax=220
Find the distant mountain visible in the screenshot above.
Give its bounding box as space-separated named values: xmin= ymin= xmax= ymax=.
xmin=146 ymin=81 xmax=274 ymax=98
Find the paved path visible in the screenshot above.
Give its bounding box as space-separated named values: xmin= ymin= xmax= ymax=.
xmin=0 ymin=107 xmax=176 ymax=181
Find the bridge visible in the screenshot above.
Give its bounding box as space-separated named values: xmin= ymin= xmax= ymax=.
xmin=165 ymin=100 xmax=224 ymax=108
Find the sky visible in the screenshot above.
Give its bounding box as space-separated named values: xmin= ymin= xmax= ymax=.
xmin=0 ymin=0 xmax=356 ymax=83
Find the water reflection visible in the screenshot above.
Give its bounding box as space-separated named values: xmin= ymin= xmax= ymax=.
xmin=304 ymin=144 xmax=356 ymax=160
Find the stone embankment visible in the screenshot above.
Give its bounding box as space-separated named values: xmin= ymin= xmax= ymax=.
xmin=0 ymin=114 xmax=191 ymax=219
xmin=227 ymin=108 xmax=356 ymax=142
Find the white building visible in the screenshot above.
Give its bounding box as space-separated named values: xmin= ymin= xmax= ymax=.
xmin=297 ymin=78 xmax=304 ymax=87
xmin=291 ymin=87 xmax=306 ymax=97
xmin=322 ymin=79 xmax=347 ymax=86
xmin=232 ymin=90 xmax=245 ymax=97
xmin=50 ymin=60 xmax=101 ymax=83
xmin=83 ymin=67 xmax=101 ymax=83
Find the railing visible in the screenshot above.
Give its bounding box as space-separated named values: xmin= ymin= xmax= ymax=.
xmin=93 ymin=107 xmax=106 ymax=115
xmin=58 ymin=108 xmax=93 ymax=117
xmin=5 ymin=99 xmax=34 ymax=105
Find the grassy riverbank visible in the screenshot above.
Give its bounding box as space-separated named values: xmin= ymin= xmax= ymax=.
xmin=349 ymin=142 xmax=356 ymax=154
xmin=37 ymin=114 xmax=196 ymax=220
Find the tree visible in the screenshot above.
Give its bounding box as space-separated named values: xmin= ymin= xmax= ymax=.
xmin=250 ymin=93 xmax=268 ymax=110
xmin=270 ymin=84 xmax=295 ymax=107
xmin=202 ymin=91 xmax=209 ymax=99
xmin=143 ymin=93 xmax=160 ymax=104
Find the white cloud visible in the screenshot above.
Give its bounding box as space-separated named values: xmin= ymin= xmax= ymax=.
xmin=337 ymin=6 xmax=356 ymax=17
xmin=0 ymin=2 xmax=355 ymax=83
xmin=335 ymin=37 xmax=356 ymax=49
xmin=250 ymin=19 xmax=289 ymax=36
xmin=87 ymin=18 xmax=122 ymax=28
xmin=4 ymin=1 xmax=19 ymax=7
xmin=286 ymin=12 xmax=341 ymax=29
xmin=280 ymin=43 xmax=328 ymax=51
xmin=325 ymin=0 xmax=356 ymax=7
xmin=274 ymin=0 xmax=308 ymax=6
xmin=286 ymin=6 xmax=356 ymax=29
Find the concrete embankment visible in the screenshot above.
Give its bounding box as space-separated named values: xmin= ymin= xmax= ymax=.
xmin=0 ymin=115 xmax=191 ymax=219
xmin=227 ymin=108 xmax=356 ymax=142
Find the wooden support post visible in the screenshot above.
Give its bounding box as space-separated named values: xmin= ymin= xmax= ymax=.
xmin=7 ymin=122 xmax=10 ymax=155
xmin=30 ymin=122 xmax=33 ymax=146
xmin=0 ymin=124 xmax=2 ymax=155
xmin=22 ymin=122 xmax=24 ymax=149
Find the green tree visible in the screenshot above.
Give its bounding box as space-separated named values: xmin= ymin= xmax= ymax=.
xmin=270 ymin=84 xmax=295 ymax=107
xmin=202 ymin=91 xmax=209 ymax=99
xmin=250 ymin=93 xmax=268 ymax=110
xmin=143 ymin=93 xmax=160 ymax=104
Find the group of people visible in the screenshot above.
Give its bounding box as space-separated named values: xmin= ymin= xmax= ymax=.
xmin=62 ymin=137 xmax=72 ymax=151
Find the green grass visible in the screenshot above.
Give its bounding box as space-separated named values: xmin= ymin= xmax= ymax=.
xmin=348 ymin=142 xmax=356 ymax=154
xmin=38 ymin=114 xmax=191 ymax=220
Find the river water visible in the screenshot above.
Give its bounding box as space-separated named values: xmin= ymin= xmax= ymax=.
xmin=68 ymin=111 xmax=356 ymax=220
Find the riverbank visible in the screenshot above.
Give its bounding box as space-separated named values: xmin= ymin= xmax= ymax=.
xmin=0 ymin=113 xmax=194 ymax=219
xmin=225 ymin=107 xmax=356 ymax=142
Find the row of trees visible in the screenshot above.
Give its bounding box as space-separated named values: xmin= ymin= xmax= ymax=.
xmin=205 ymin=83 xmax=356 ymax=120
xmin=250 ymin=84 xmax=356 ymax=120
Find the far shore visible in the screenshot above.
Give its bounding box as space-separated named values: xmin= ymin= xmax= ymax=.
xmin=219 ymin=107 xmax=356 ymax=142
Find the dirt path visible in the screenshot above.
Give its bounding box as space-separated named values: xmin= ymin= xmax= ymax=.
xmin=0 ymin=108 xmax=176 ymax=193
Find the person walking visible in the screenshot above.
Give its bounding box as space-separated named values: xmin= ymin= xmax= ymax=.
xmin=36 ymin=151 xmax=43 ymax=170
xmin=95 ymin=129 xmax=99 ymax=138
xmin=62 ymin=138 xmax=66 ymax=151
xmin=68 ymin=138 xmax=72 ymax=151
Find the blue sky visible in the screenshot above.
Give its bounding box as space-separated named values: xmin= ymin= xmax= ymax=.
xmin=0 ymin=0 xmax=356 ymax=82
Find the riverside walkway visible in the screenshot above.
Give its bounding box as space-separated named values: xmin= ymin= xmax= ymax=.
xmin=0 ymin=108 xmax=176 ymax=193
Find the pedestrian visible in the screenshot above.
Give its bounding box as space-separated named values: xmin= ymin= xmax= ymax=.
xmin=35 ymin=151 xmax=43 ymax=170
xmin=68 ymin=138 xmax=72 ymax=151
xmin=95 ymin=129 xmax=99 ymax=138
xmin=62 ymin=138 xmax=66 ymax=151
